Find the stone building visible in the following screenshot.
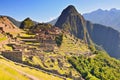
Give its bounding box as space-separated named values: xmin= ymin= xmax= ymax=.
xmin=40 ymin=39 xmax=58 ymax=52
xmin=2 ymin=50 xmax=23 ymax=62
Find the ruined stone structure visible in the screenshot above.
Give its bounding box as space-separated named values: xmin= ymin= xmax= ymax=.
xmin=2 ymin=50 xmax=22 ymax=62
xmin=34 ymin=26 xmax=61 ymax=52
xmin=40 ymin=39 xmax=58 ymax=52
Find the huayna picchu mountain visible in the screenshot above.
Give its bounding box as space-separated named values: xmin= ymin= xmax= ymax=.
xmin=55 ymin=5 xmax=120 ymax=58
xmin=55 ymin=5 xmax=93 ymax=45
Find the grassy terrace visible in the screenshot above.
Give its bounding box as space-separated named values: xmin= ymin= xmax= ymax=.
xmin=0 ymin=56 xmax=64 ymax=80
xmin=0 ymin=34 xmax=7 ymax=42
xmin=59 ymin=34 xmax=90 ymax=54
xmin=20 ymin=32 xmax=35 ymax=38
xmin=21 ymin=34 xmax=85 ymax=79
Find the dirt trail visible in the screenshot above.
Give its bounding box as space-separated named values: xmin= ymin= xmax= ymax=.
xmin=0 ymin=61 xmax=40 ymax=80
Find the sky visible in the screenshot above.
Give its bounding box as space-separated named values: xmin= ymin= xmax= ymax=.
xmin=0 ymin=0 xmax=120 ymax=22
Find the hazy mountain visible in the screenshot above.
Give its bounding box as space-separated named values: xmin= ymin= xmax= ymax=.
xmin=86 ymin=21 xmax=120 ymax=58
xmin=47 ymin=18 xmax=58 ymax=25
xmin=55 ymin=5 xmax=120 ymax=58
xmin=83 ymin=8 xmax=120 ymax=32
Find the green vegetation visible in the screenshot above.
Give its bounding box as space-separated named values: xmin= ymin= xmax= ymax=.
xmin=19 ymin=33 xmax=35 ymax=39
xmin=23 ymin=55 xmax=78 ymax=79
xmin=0 ymin=36 xmax=7 ymax=42
xmin=33 ymin=23 xmax=52 ymax=30
xmin=0 ymin=34 xmax=7 ymax=42
xmin=20 ymin=18 xmax=34 ymax=29
xmin=21 ymin=33 xmax=91 ymax=79
xmin=0 ymin=57 xmax=29 ymax=80
xmin=68 ymin=51 xmax=120 ymax=80
xmin=59 ymin=34 xmax=90 ymax=54
xmin=0 ymin=56 xmax=64 ymax=80
xmin=55 ymin=34 xmax=63 ymax=47
xmin=3 ymin=45 xmax=13 ymax=51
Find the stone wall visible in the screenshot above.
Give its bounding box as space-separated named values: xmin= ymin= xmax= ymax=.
xmin=40 ymin=40 xmax=57 ymax=52
xmin=2 ymin=51 xmax=22 ymax=62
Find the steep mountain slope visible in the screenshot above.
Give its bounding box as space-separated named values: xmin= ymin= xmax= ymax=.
xmin=0 ymin=16 xmax=22 ymax=51
xmin=55 ymin=5 xmax=92 ymax=44
xmin=86 ymin=21 xmax=120 ymax=58
xmin=0 ymin=15 xmax=21 ymax=27
xmin=55 ymin=5 xmax=120 ymax=58
xmin=83 ymin=8 xmax=120 ymax=31
xmin=7 ymin=16 xmax=21 ymax=27
xmin=0 ymin=16 xmax=21 ymax=35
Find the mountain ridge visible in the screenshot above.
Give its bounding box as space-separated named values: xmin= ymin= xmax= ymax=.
xmin=83 ymin=8 xmax=120 ymax=32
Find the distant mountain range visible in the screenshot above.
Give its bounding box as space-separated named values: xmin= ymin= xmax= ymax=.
xmin=55 ymin=5 xmax=120 ymax=58
xmin=83 ymin=8 xmax=120 ymax=32
xmin=48 ymin=18 xmax=58 ymax=25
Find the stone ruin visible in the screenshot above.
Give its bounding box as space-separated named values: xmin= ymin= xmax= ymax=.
xmin=1 ymin=50 xmax=22 ymax=62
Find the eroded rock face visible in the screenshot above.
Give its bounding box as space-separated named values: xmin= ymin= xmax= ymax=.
xmin=0 ymin=16 xmax=20 ymax=33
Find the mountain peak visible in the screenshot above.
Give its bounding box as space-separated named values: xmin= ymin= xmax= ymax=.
xmin=55 ymin=5 xmax=93 ymax=44
xmin=62 ymin=5 xmax=78 ymax=15
xmin=24 ymin=17 xmax=32 ymax=21
xmin=110 ymin=8 xmax=117 ymax=11
xmin=97 ymin=9 xmax=103 ymax=11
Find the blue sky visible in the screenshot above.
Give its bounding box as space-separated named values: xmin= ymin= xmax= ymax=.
xmin=0 ymin=0 xmax=120 ymax=22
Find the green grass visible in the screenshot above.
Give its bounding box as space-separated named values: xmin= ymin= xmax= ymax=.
xmin=23 ymin=54 xmax=79 ymax=79
xmin=0 ymin=34 xmax=7 ymax=42
xmin=0 ymin=57 xmax=64 ymax=80
xmin=22 ymin=34 xmax=87 ymax=79
xmin=59 ymin=34 xmax=90 ymax=54
xmin=3 ymin=45 xmax=13 ymax=51
xmin=0 ymin=60 xmax=29 ymax=80
xmin=20 ymin=33 xmax=35 ymax=38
